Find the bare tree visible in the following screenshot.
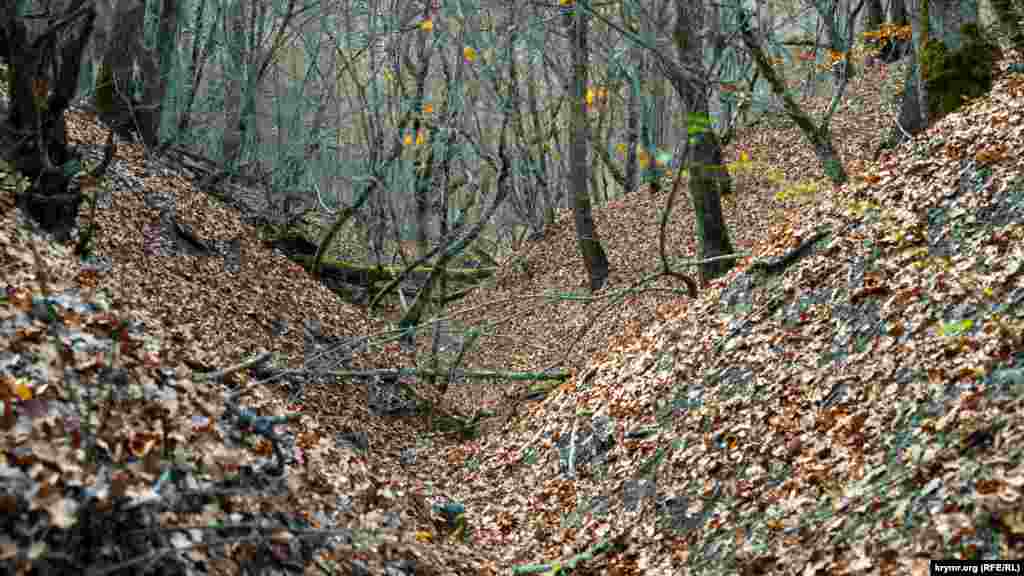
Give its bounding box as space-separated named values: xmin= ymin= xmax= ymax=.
xmin=674 ymin=0 xmax=735 ymax=283
xmin=139 ymin=0 xmax=179 ymax=147
xmin=1 ymin=1 xmax=114 ymax=242
xmin=736 ymin=1 xmax=860 ymax=184
xmin=623 ymin=0 xmax=642 ymax=194
xmin=91 ymin=0 xmax=176 ymax=147
xmin=567 ymin=2 xmax=610 ymax=292
xmin=221 ymin=0 xmax=246 ymax=165
xmin=96 ymin=0 xmax=145 ymax=139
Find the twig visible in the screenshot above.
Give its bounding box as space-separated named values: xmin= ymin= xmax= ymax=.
xmin=196 ymin=350 xmax=272 ymax=384
xmin=328 ymin=367 xmax=569 ymax=382
xmin=27 ymin=233 xmax=52 ymax=298
xmin=673 ymin=252 xmax=751 ymax=267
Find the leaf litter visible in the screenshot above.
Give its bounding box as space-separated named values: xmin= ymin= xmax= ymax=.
xmin=0 ymin=52 xmax=1023 ymax=575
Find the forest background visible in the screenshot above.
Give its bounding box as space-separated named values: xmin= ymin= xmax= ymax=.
xmin=4 ymin=0 xmax=1024 ymax=573
xmin=9 ymin=0 xmax=1018 ymax=313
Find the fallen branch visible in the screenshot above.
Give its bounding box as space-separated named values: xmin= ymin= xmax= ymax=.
xmin=512 ymin=536 xmax=622 ymax=575
xmin=194 ymin=350 xmax=272 ymax=383
xmin=292 ymin=254 xmax=495 ymax=284
xmin=329 ymin=367 xmax=569 ymax=382
xmin=674 ymin=252 xmax=751 ymax=266
xmin=749 ymin=227 xmax=830 ymax=276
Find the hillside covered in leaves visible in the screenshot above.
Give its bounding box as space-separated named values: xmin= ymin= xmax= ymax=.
xmin=3 ymin=42 xmax=1024 ymax=576
xmin=423 ymin=54 xmax=1024 ymax=574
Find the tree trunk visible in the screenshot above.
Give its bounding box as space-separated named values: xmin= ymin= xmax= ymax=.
xmin=881 ymin=0 xmax=982 ymax=154
xmin=221 ymin=0 xmax=246 ymax=166
xmin=623 ymin=1 xmax=641 ymax=194
xmin=689 ymin=130 xmax=735 ymax=283
xmin=865 ymin=0 xmax=885 ymax=31
xmin=411 ymin=8 xmax=436 ymax=259
xmin=738 ymin=12 xmax=849 ymax=184
xmin=526 ymin=77 xmax=555 ymax=227
xmin=989 ymin=0 xmax=1024 ymax=53
xmin=100 ymin=0 xmax=145 ymax=139
xmin=708 ymin=0 xmax=732 ymax=143
xmin=567 ymin=4 xmax=610 ymax=292
xmin=863 ymin=0 xmax=885 ymax=66
xmin=673 ymin=0 xmax=735 ymax=284
xmin=137 ymin=0 xmax=178 ymax=147
xmin=644 ymin=1 xmax=670 ymax=174
xmin=811 ymin=0 xmax=865 ymax=86
xmin=891 ymin=0 xmax=909 ymax=25
xmin=633 ymin=1 xmax=668 ymax=195
xmin=1 ymin=4 xmax=98 ymax=241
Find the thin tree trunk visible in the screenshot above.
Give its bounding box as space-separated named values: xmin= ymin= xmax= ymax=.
xmin=623 ymin=1 xmax=641 ymax=194
xmin=878 ymin=0 xmax=981 ymax=157
xmin=102 ymin=0 xmax=145 ymax=137
xmin=738 ymin=16 xmax=849 ymax=184
xmin=221 ymin=0 xmax=245 ymax=166
xmin=526 ymin=77 xmax=555 ymax=226
xmin=865 ymin=0 xmax=884 ymax=31
xmin=567 ymin=4 xmax=609 ymax=292
xmin=891 ymin=0 xmax=909 ymax=25
xmin=675 ymin=0 xmax=735 ymax=283
xmin=138 ymin=0 xmax=178 ymax=147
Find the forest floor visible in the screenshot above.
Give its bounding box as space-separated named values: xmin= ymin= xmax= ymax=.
xmin=2 ymin=52 xmax=1024 ymax=575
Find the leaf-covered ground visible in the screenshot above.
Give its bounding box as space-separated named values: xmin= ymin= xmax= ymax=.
xmin=413 ymin=56 xmax=1024 ymax=573
xmin=1 ymin=52 xmax=1023 ymax=574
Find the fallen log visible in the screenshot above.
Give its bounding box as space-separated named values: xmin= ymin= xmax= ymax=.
xmin=329 ymin=367 xmax=569 ymax=382
xmin=291 ymin=254 xmax=495 ymax=285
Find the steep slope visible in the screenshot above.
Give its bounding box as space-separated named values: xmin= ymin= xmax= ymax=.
xmin=428 ymin=58 xmax=1024 ymax=573
xmin=0 ymin=109 xmax=493 ymax=572
xmin=3 ymin=48 xmax=1023 ymax=575
xmin=436 ymin=59 xmax=917 ymax=421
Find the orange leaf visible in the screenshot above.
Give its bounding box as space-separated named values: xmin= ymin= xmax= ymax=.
xmin=10 ymin=379 xmax=32 ymax=401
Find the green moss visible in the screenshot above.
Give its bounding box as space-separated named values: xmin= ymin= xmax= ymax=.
xmin=4 ymin=63 xmax=12 ymax=99
xmin=919 ymin=38 xmax=947 ymax=81
xmin=95 ymin=63 xmax=114 ymax=115
xmin=921 ymin=0 xmax=930 ymax=41
xmin=920 ymin=23 xmax=1002 ymax=120
xmin=823 ymin=158 xmax=844 ymax=183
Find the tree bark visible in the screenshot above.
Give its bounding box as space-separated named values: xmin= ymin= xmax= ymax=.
xmin=865 ymin=0 xmax=885 ymax=32
xmin=100 ymin=0 xmax=145 ymax=139
xmin=880 ymin=0 xmax=981 ymax=154
xmin=137 ymin=0 xmax=178 ymax=147
xmin=1 ymin=4 xmax=98 ymax=241
xmin=674 ymin=0 xmax=735 ymax=283
xmin=221 ymin=0 xmax=245 ymax=166
xmin=738 ymin=12 xmax=849 ymax=184
xmin=989 ymin=0 xmax=1024 ymax=53
xmin=567 ymin=4 xmax=610 ymax=292
xmin=891 ymin=0 xmax=909 ymax=25
xmin=623 ymin=1 xmax=641 ymax=194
